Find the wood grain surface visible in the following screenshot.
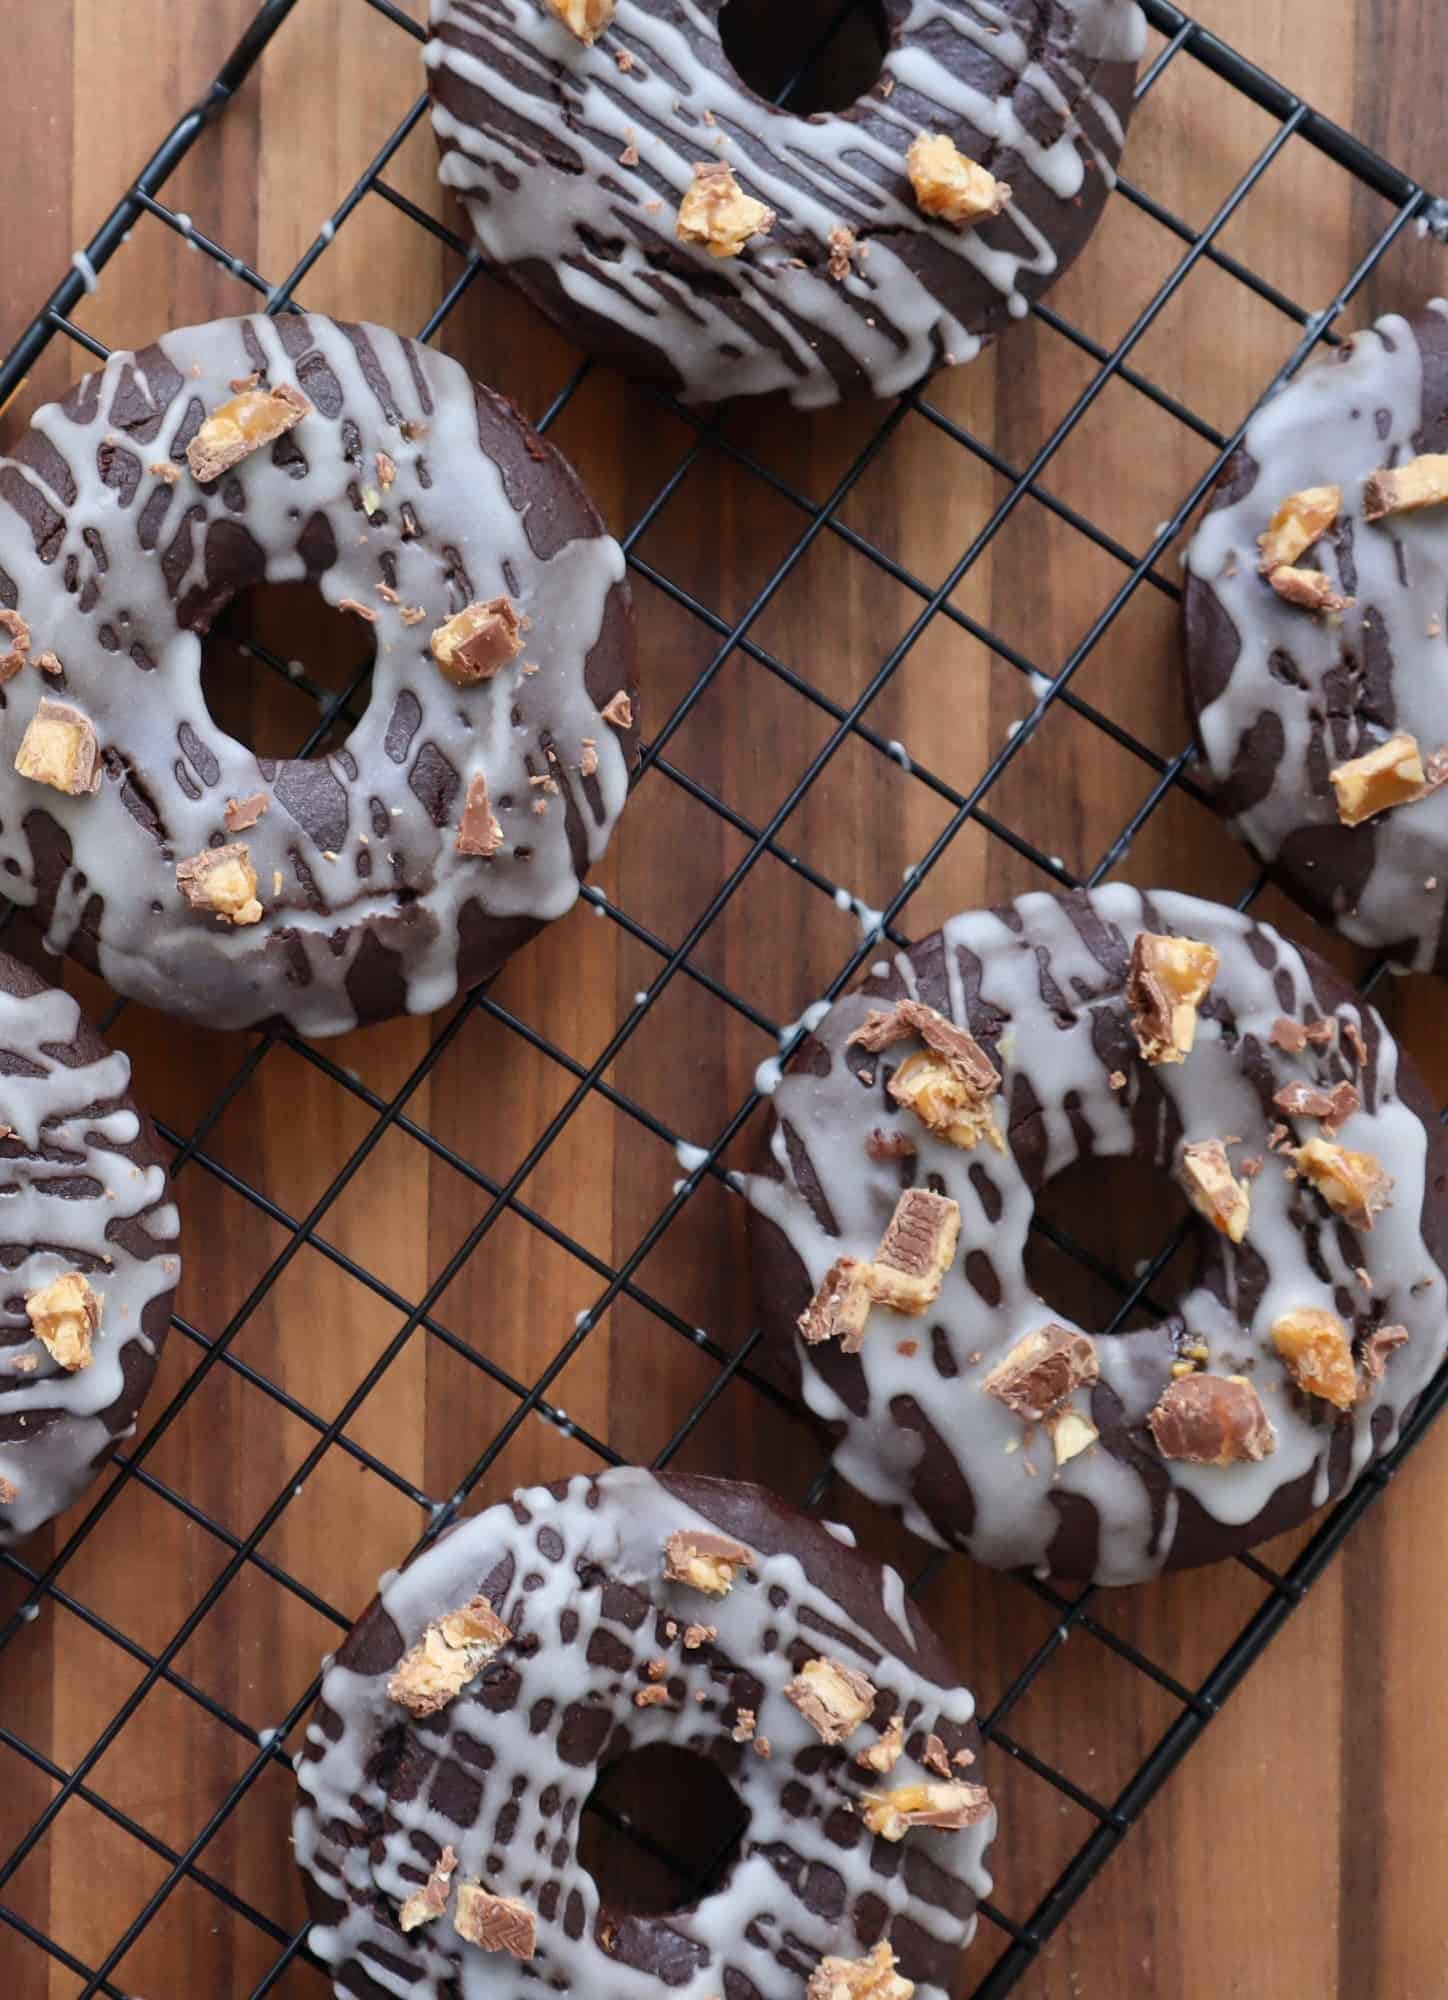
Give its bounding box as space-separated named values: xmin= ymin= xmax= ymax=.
xmin=2 ymin=4 xmax=1447 ymax=1996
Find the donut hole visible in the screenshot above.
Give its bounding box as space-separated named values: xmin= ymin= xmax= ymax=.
xmin=578 ymin=1743 xmax=750 ymax=1916
xmin=1024 ymin=1153 xmax=1196 ymax=1335
xmin=200 ymin=580 xmax=377 ymax=762
xmin=717 ymin=0 xmax=890 ymax=115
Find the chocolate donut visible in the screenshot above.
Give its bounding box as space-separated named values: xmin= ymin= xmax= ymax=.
xmin=1183 ymin=300 xmax=1448 ymax=971
xmin=294 ymin=1467 xmax=994 ymax=1998
xmin=0 ymin=315 xmax=638 ymax=1036
xmin=425 ymin=0 xmax=1146 ymax=408
xmin=746 ymin=886 xmax=1448 ymax=1584
xmin=0 ymin=953 xmax=179 ymax=1545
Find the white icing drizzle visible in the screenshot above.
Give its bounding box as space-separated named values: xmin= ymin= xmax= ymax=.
xmin=1187 ymin=300 xmax=1448 ymax=969
xmin=746 ymin=886 xmax=1447 ymax=1584
xmin=425 ymin=0 xmax=1144 ymax=407
xmin=0 ymin=979 xmax=178 ymax=1543
xmin=294 ymin=1467 xmax=992 ymax=1998
xmin=0 ymin=315 xmax=633 ymax=1035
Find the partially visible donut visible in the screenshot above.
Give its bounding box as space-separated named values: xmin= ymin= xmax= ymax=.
xmin=425 ymin=0 xmax=1146 ymax=407
xmin=294 ymin=1467 xmax=994 ymax=1998
xmin=0 ymin=315 xmax=638 ymax=1036
xmin=0 ymin=953 xmax=179 ymax=1545
xmin=1183 ymin=299 xmax=1448 ymax=971
xmin=746 ymin=887 xmax=1448 ymax=1584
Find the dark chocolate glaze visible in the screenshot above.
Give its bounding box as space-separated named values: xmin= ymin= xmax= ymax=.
xmin=426 ymin=0 xmax=1145 ymax=406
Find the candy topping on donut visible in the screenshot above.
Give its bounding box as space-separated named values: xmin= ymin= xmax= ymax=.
xmin=676 ymin=161 xmax=775 ymax=260
xmin=859 ymin=1779 xmax=992 ymax=1840
xmin=906 ymin=134 xmax=1011 ymax=229
xmin=1126 ymin=931 xmax=1218 ymax=1064
xmin=386 ymin=1594 xmax=512 ymax=1716
xmin=783 ymin=1657 xmax=878 ymax=1744
xmin=1147 ymin=1374 xmax=1276 ymax=1466
xmin=544 ymin=0 xmax=614 ymax=45
xmin=1362 ymin=450 xmax=1448 ymax=521
xmin=807 ymin=1940 xmax=914 ymax=2000
xmin=453 ymin=1883 xmax=537 ymax=1959
xmin=26 ymin=1271 xmax=102 ymax=1371
xmin=429 ymin=596 xmax=524 ymax=686
xmin=661 ymin=1525 xmax=752 ymax=1594
xmin=396 ymin=1845 xmax=457 ymax=1933
xmin=15 ymin=698 xmax=102 ymax=795
xmin=185 ymin=381 xmax=309 ymax=483
xmin=175 ymin=843 xmax=262 ymax=925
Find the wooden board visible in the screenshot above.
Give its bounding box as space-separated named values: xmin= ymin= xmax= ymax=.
xmin=1 ymin=4 xmax=1446 ymax=1995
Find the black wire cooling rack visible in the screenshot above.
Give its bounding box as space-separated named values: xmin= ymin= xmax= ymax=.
xmin=2 ymin=2 xmax=1447 ymax=1995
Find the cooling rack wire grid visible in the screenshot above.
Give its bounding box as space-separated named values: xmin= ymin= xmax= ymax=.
xmin=1 ymin=2 xmax=1445 ymax=1994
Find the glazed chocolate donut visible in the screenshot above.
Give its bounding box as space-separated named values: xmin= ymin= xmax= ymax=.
xmin=0 ymin=953 xmax=179 ymax=1545
xmin=0 ymin=314 xmax=638 ymax=1036
xmin=294 ymin=1467 xmax=994 ymax=1998
xmin=425 ymin=0 xmax=1146 ymax=408
xmin=1184 ymin=300 xmax=1448 ymax=971
xmin=746 ymin=886 xmax=1448 ymax=1584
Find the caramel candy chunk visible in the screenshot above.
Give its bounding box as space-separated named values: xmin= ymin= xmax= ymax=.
xmin=27 ymin=1271 xmax=101 ymax=1371
xmin=398 ymin=1845 xmax=457 ymax=1932
xmin=1329 ymin=733 xmax=1438 ymax=826
xmin=807 ymin=1939 xmax=915 ymax=2000
xmin=14 ymin=698 xmax=103 ymax=796
xmin=868 ymin=1188 xmax=960 ymax=1314
xmin=662 ymin=1527 xmax=752 ymax=1596
xmin=1271 ymin=1307 xmax=1357 ymax=1410
xmin=1257 ymin=486 xmax=1341 ymax=575
xmin=1292 ymin=1137 xmax=1393 ymax=1230
xmin=1181 ymin=1140 xmax=1251 ymax=1243
xmin=856 ymin=1712 xmax=905 ymax=1774
xmin=676 ymin=162 xmax=775 ymax=258
xmin=860 ymin=1778 xmax=992 ymax=1840
xmin=1148 ymin=1374 xmax=1276 ymax=1465
xmin=453 ymin=1884 xmax=536 ymax=1960
xmin=849 ymin=999 xmax=1002 ymax=1150
xmin=922 ymin=1735 xmax=953 ymax=1779
xmin=601 ymin=690 xmax=633 ymax=729
xmin=1268 ymin=566 xmax=1353 ymax=614
xmin=387 ymin=1596 xmax=511 ymax=1717
xmin=176 ymin=843 xmax=263 ymax=925
xmin=0 ymin=1476 xmax=17 ymax=1504
xmin=798 ymin=1255 xmax=874 ymax=1353
xmin=907 ymin=132 xmax=1011 ymax=227
xmin=456 ymin=773 xmax=504 ymax=858
xmin=1358 ymin=1324 xmax=1409 ymax=1396
xmin=185 ymin=381 xmax=309 ymax=482
xmin=1363 ymin=451 xmax=1448 ymax=521
xmin=431 ymin=598 xmax=523 ymax=687
xmin=784 ymin=1657 xmax=878 ymax=1744
xmin=1049 ymin=1408 xmax=1101 ymax=1466
xmin=1126 ymin=932 xmax=1219 ymax=1064
xmin=1272 ymin=1081 xmax=1359 ymax=1131
xmin=0 ymin=605 xmax=32 ymax=678
xmin=545 ymin=0 xmax=615 ymax=41
xmin=224 ymin=793 xmax=268 ymax=834
xmin=983 ymin=1324 xmax=1099 ymax=1422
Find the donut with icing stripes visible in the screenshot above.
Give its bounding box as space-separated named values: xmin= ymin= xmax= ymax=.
xmin=294 ymin=1467 xmax=994 ymax=1998
xmin=0 ymin=953 xmax=179 ymax=1546
xmin=0 ymin=315 xmax=638 ymax=1035
xmin=747 ymin=887 xmax=1448 ymax=1582
xmin=426 ymin=0 xmax=1146 ymax=407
